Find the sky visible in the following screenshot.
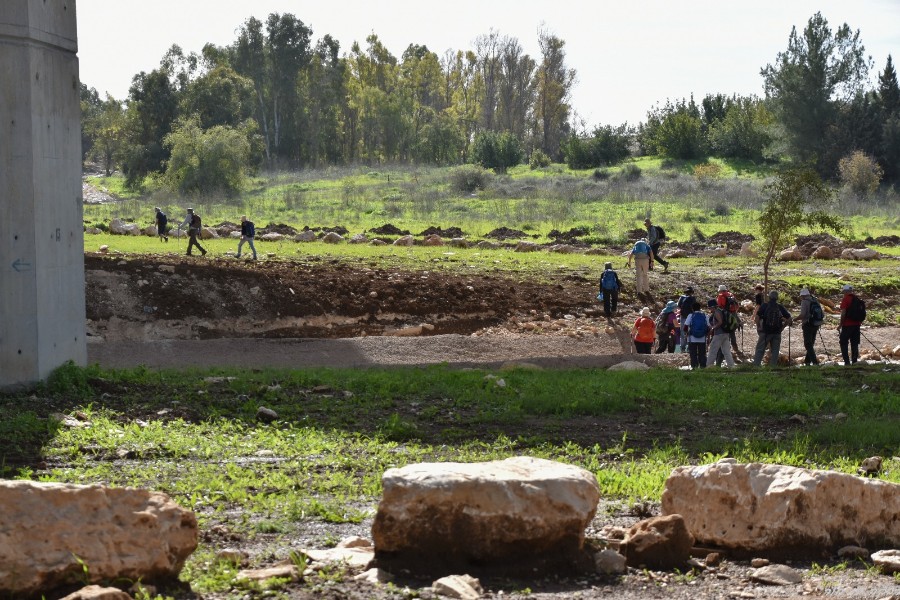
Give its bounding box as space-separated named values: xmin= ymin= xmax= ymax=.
xmin=76 ymin=1 xmax=900 ymax=127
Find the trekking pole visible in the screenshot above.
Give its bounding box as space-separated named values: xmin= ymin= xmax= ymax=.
xmin=787 ymin=325 xmax=791 ymax=363
xmin=817 ymin=328 xmax=830 ymax=358
xmin=859 ymin=329 xmax=885 ymax=359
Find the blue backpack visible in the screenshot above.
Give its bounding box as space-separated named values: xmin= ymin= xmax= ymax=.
xmin=600 ymin=269 xmax=618 ymax=290
xmin=633 ymin=240 xmax=651 ymax=255
xmin=689 ymin=313 xmax=709 ymax=338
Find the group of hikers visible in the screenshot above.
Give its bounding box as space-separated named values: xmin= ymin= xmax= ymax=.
xmin=600 ymin=264 xmax=867 ymax=369
xmin=153 ymin=207 xmax=257 ymax=260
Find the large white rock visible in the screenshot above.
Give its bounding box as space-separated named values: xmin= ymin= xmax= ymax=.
xmin=841 ymin=247 xmax=878 ymax=260
xmin=260 ymin=232 xmax=283 ymax=242
xmin=700 ymin=247 xmax=727 ymax=258
xmin=811 ymin=245 xmax=834 ymax=259
xmin=393 ymin=235 xmax=414 ymax=246
xmin=294 ymin=230 xmax=317 ymax=242
xmin=662 ymin=462 xmax=900 ymax=555
xmin=322 ymin=232 xmax=344 ymax=244
xmin=0 ymin=481 xmax=198 ymax=596
xmin=372 ymin=457 xmax=599 ymax=572
xmin=109 ymin=218 xmax=128 ymax=235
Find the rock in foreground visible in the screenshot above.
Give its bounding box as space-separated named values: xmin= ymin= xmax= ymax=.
xmin=372 ymin=457 xmax=599 ymax=575
xmin=0 ymin=481 xmax=198 ymax=596
xmin=662 ymin=462 xmax=900 ymax=557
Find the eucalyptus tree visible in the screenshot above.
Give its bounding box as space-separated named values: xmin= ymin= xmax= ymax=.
xmin=297 ymin=35 xmax=347 ymax=166
xmin=535 ymin=29 xmax=576 ymax=161
xmin=441 ymin=49 xmax=482 ymax=161
xmin=496 ymin=37 xmax=536 ymax=141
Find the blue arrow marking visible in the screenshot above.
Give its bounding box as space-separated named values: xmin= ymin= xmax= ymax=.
xmin=12 ymin=259 xmax=32 ymax=272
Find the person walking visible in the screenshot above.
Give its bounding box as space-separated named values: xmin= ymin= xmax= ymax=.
xmin=682 ymin=301 xmax=710 ymax=369
xmin=838 ymin=284 xmax=863 ymax=366
xmin=626 ymin=238 xmax=654 ymax=299
xmin=631 ymin=307 xmax=656 ymax=354
xmin=797 ymin=288 xmax=823 ymax=365
xmin=644 ymin=218 xmax=670 ymax=273
xmin=677 ymin=286 xmax=697 ymax=352
xmin=753 ymin=290 xmax=792 ymax=366
xmin=655 ymin=300 xmax=679 ymax=353
xmin=154 ymin=207 xmax=169 ymax=243
xmin=598 ymin=262 xmax=622 ymax=317
xmin=180 ymin=208 xmax=207 ymax=257
xmin=236 ymin=215 xmax=258 ymax=260
xmin=706 ymin=298 xmax=735 ymax=368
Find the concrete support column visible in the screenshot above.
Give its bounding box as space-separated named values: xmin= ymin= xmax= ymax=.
xmin=1 ymin=1 xmax=85 ymax=388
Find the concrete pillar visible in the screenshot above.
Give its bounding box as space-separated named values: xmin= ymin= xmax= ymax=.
xmin=0 ymin=1 xmax=85 ymax=389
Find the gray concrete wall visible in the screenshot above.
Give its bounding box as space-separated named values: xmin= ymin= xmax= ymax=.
xmin=1 ymin=0 xmax=85 ymax=389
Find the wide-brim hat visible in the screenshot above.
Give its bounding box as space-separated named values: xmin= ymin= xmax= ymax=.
xmin=841 ymin=284 xmax=853 ymax=292
xmin=799 ymin=288 xmax=810 ymax=296
xmin=717 ymin=285 xmax=728 ymax=292
xmin=641 ymin=307 xmax=651 ymax=317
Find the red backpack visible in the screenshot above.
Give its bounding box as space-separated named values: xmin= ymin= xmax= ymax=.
xmin=717 ymin=291 xmax=738 ymax=313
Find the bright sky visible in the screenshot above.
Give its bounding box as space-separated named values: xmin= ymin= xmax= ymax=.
xmin=76 ymin=0 xmax=900 ymax=127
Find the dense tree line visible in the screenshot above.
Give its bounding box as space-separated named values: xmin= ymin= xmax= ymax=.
xmin=80 ymin=11 xmax=900 ymax=194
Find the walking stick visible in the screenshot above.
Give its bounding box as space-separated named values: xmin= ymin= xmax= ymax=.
xmin=817 ymin=328 xmax=830 ymax=357
xmin=787 ymin=325 xmax=791 ymax=363
xmin=859 ymin=329 xmax=886 ymax=358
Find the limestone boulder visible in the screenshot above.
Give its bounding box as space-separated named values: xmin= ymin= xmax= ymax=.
xmin=229 ymin=230 xmax=242 ymax=239
xmin=620 ymin=514 xmax=694 ymax=569
xmin=199 ymin=227 xmax=218 ymax=240
xmin=811 ymin=245 xmax=834 ymax=260
xmin=260 ymin=232 xmax=283 ymax=242
xmin=548 ymin=244 xmax=578 ymax=254
xmin=739 ymin=242 xmax=756 ymax=257
xmin=349 ymin=233 xmax=368 ymax=244
xmin=661 ymin=462 xmax=900 ymax=556
xmin=294 ymin=230 xmax=317 ymax=242
xmin=322 ymin=232 xmax=344 ymax=244
xmin=109 ymin=218 xmax=128 ymax=235
xmin=515 ymin=241 xmax=540 ymax=252
xmin=423 ymin=234 xmax=443 ymax=246
xmin=370 ymin=239 xmax=387 ymax=246
xmin=608 ymin=361 xmax=650 ymax=371
xmin=449 ymin=237 xmax=470 ymax=249
xmin=58 ymin=585 xmax=133 ymax=600
xmin=142 ymin=225 xmax=158 ymax=237
xmin=476 ymin=240 xmax=500 ymax=250
xmin=372 ymin=457 xmax=600 ymax=573
xmin=700 ymin=247 xmax=727 ymax=258
xmin=0 ymin=481 xmax=198 ymax=596
xmin=665 ymin=248 xmax=688 ymax=258
xmin=393 ymin=235 xmax=414 ymax=247
xmin=777 ymin=246 xmax=803 ymax=261
xmin=841 ymin=247 xmax=878 ymax=260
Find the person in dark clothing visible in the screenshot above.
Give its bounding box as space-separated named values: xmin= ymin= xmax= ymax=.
xmin=838 ymin=284 xmax=862 ymax=365
xmin=154 ymin=207 xmax=169 ymax=242
xmin=644 ymin=218 xmax=669 ymax=273
xmin=180 ymin=208 xmax=207 ymax=257
xmin=677 ymin=286 xmax=696 ymax=352
xmin=598 ymin=262 xmax=622 ymax=317
xmin=236 ymin=215 xmax=257 ymax=260
xmin=753 ymin=291 xmax=792 ymax=366
xmin=797 ymin=288 xmax=821 ymax=365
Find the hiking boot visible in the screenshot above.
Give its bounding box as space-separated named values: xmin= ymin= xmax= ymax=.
xmin=164 ymin=236 xmax=169 ymax=242
xmin=201 ymin=250 xmax=207 ymax=256
xmin=235 ymin=254 xmax=241 ymax=259
xmin=663 ymin=262 xmax=670 ymax=273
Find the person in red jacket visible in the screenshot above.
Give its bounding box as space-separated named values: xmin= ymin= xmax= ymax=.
xmin=631 ymin=307 xmax=656 ymax=354
xmin=838 ymin=284 xmax=862 ymax=365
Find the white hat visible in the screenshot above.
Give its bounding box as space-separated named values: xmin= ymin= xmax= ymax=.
xmin=717 ymin=285 xmax=728 ymax=292
xmin=799 ymin=288 xmax=810 ymax=296
xmin=841 ymin=284 xmax=853 ymax=292
xmin=641 ymin=307 xmax=651 ymax=317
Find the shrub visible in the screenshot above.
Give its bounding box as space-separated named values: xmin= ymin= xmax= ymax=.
xmin=616 ymin=164 xmax=642 ymax=182
xmin=449 ymin=165 xmax=491 ymax=193
xmin=471 ymin=131 xmax=523 ymax=173
xmin=693 ymin=162 xmax=722 ymax=181
xmin=563 ymin=125 xmax=631 ymax=169
xmin=838 ymin=151 xmax=883 ymax=199
xmin=592 ymin=168 xmax=611 ymax=181
xmin=163 ymin=117 xmax=256 ymax=196
xmin=529 ymin=149 xmax=552 ymax=169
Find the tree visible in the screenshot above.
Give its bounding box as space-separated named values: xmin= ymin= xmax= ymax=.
xmin=707 ymin=96 xmax=774 ymax=161
xmin=89 ymin=95 xmax=126 ymax=176
xmin=641 ymin=97 xmax=705 ymax=159
xmin=757 ymin=168 xmax=845 ymax=292
xmin=878 ymin=55 xmax=900 ymax=117
xmin=838 ymin=150 xmax=883 ymax=199
xmin=563 ymin=125 xmax=631 ymax=169
xmin=535 ymin=29 xmax=576 ymax=161
xmin=80 ymin=84 xmax=102 ymax=164
xmin=120 ymin=67 xmax=180 ymax=188
xmin=760 ymin=12 xmax=872 ymax=174
xmin=163 ymin=117 xmax=256 ymax=196
xmin=471 ymin=130 xmax=522 ymax=173
xmin=181 ymin=65 xmax=256 ymax=130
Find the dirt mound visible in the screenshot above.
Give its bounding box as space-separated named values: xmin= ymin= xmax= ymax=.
xmin=548 ymin=227 xmax=590 ymax=243
xmin=866 ymin=234 xmax=900 ymax=247
xmin=322 ymin=225 xmax=349 ymax=236
xmin=259 ymin=223 xmax=298 ymax=235
xmin=485 ymin=226 xmax=531 ymax=240
xmin=419 ymin=226 xmax=465 ymax=238
xmin=370 ymin=223 xmax=410 ymax=235
xmin=707 ymin=231 xmax=754 ymax=246
xmin=625 ymin=228 xmax=646 ymax=241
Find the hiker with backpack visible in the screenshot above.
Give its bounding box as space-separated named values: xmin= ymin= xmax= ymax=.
xmin=644 ymin=218 xmax=670 ymax=273
xmin=838 ymin=284 xmax=865 ymax=366
xmin=706 ymin=297 xmax=737 ymax=368
xmin=682 ymin=300 xmax=710 ymax=369
xmin=655 ymin=301 xmax=680 ymax=353
xmin=180 ymin=208 xmax=207 ymax=257
xmin=753 ymin=290 xmax=792 ymax=367
xmin=626 ymin=238 xmax=654 ymax=299
xmin=677 ymin=286 xmax=697 ymax=352
xmin=798 ymin=288 xmax=825 ymax=365
xmin=715 ymin=284 xmax=743 ymax=363
xmin=154 ymin=207 xmax=169 ymax=243
xmin=598 ymin=262 xmax=622 ymax=317
xmin=236 ymin=215 xmax=258 ymax=261
xmin=631 ymin=307 xmax=656 ymax=354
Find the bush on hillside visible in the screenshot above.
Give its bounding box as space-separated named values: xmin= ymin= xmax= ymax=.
xmin=838 ymin=151 xmax=883 ymax=199
xmin=449 ymin=165 xmax=491 ymax=193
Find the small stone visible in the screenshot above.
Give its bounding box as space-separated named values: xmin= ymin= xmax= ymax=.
xmin=837 ymin=545 xmax=869 ymax=559
xmin=705 ymin=552 xmax=722 ymax=567
xmin=750 ymin=564 xmax=801 ymax=585
xmin=58 ymin=585 xmax=132 ymax=600
xmin=354 ymin=568 xmax=394 ymax=584
xmin=594 ymin=549 xmax=627 ymax=575
xmin=235 ymin=565 xmax=299 ymax=583
xmin=256 ymin=407 xmax=278 ymax=422
xmin=337 ymin=536 xmax=372 ymax=549
xmin=872 ymin=549 xmax=900 ymax=574
xmin=750 ymin=558 xmax=770 ymax=568
xmin=432 ymin=574 xmax=483 ymax=599
xmin=215 ymin=548 xmax=246 ymax=563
